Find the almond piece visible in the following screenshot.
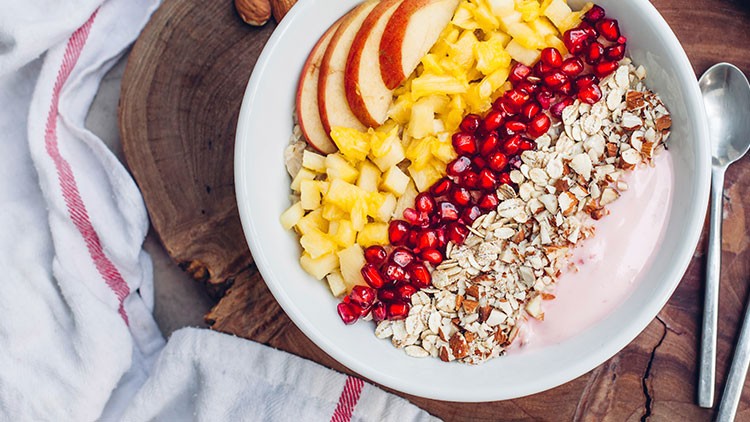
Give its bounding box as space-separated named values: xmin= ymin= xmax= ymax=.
xmin=271 ymin=0 xmax=296 ymax=22
xmin=235 ymin=0 xmax=271 ymax=26
xmin=449 ymin=332 xmax=469 ymax=359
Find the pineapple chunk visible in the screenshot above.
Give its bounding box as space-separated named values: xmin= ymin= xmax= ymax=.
xmin=300 ymin=229 xmax=338 ymax=259
xmin=337 ymin=244 xmax=367 ymax=290
xmin=296 ymin=208 xmax=328 ymax=235
xmin=505 ymin=39 xmax=541 ymax=66
xmin=452 ymin=3 xmax=478 ymax=30
xmin=300 ymin=252 xmax=338 ymax=280
xmin=280 ymin=202 xmax=304 ymax=230
xmin=321 ymin=203 xmax=347 ymax=221
xmin=371 ymin=139 xmax=405 ymax=171
xmin=407 ymin=99 xmax=436 ymax=139
xmin=474 ymin=36 xmax=511 ymax=75
xmin=387 ymin=94 xmax=413 ymax=125
xmin=350 ymin=200 xmax=368 ymax=231
xmin=506 ymin=22 xmax=546 ymax=50
xmin=330 ymin=127 xmax=370 ymax=162
xmin=370 ymin=127 xmax=399 ymax=158
xmin=408 ymin=163 xmax=443 ymax=192
xmin=394 ymin=181 xmax=418 ymax=218
xmin=374 ymin=193 xmax=397 ymax=222
xmin=357 ymin=223 xmax=389 ymax=248
xmin=556 ymin=10 xmax=583 ymax=33
xmin=545 ymin=35 xmax=568 ymax=55
xmin=448 ymin=31 xmax=478 ymax=71
xmin=357 ymin=161 xmax=380 ymax=192
xmin=381 ymin=166 xmax=410 ymax=196
xmin=515 ymin=0 xmax=541 ymax=22
xmin=300 ymin=180 xmax=323 ymax=210
xmin=290 ymin=168 xmax=316 ymax=192
xmin=529 ymin=17 xmax=560 ymax=38
xmin=543 ymin=0 xmax=573 ymax=31
xmin=411 ymin=74 xmax=468 ymax=101
xmin=326 ymin=271 xmax=348 ymax=297
xmin=405 ymin=137 xmax=434 ymax=170
xmin=325 ymin=153 xmax=358 ymax=183
xmin=302 ymin=150 xmax=326 ymax=173
xmin=472 ymin=0 xmax=500 ymax=31
xmin=488 ymin=0 xmax=515 ymax=14
xmin=430 ymin=135 xmax=457 ymax=163
xmin=325 ymin=179 xmax=366 ymax=210
xmin=497 ymin=10 xmax=523 ymax=32
xmin=330 ymin=219 xmax=356 ymax=248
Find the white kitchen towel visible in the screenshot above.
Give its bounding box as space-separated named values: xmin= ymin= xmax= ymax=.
xmin=0 ymin=0 xmax=438 ymax=420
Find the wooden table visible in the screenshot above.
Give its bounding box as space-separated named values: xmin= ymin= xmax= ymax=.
xmin=119 ymin=1 xmax=750 ymax=419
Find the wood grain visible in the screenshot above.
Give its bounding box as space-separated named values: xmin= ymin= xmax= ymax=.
xmin=119 ymin=0 xmax=750 ymax=419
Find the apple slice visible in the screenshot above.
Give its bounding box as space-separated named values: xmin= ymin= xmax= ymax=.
xmin=379 ymin=0 xmax=460 ymax=90
xmin=344 ymin=0 xmax=404 ymax=128
xmin=296 ymin=21 xmax=342 ymax=154
xmin=318 ymin=0 xmax=379 ymax=135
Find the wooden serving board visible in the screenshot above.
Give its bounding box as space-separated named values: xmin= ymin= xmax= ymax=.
xmin=119 ymin=1 xmax=750 ymax=419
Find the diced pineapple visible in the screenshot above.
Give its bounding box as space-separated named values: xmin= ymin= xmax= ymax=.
xmin=452 ymin=2 xmax=478 ymax=30
xmin=381 ymin=166 xmax=410 ymax=196
xmin=326 ymin=271 xmax=348 ymax=297
xmin=411 ymin=74 xmax=468 ymax=101
xmin=357 ymin=160 xmax=380 ymax=192
xmin=300 ymin=180 xmax=323 ymax=210
xmin=387 ymin=94 xmax=413 ymax=125
xmin=515 ymin=0 xmax=541 ymax=22
xmin=370 ymin=127 xmax=399 ymax=158
xmin=394 ymin=181 xmax=418 ymax=219
xmin=290 ymin=168 xmax=317 ymax=192
xmin=300 ymin=252 xmax=338 ymax=280
xmin=405 ymin=137 xmax=434 ymax=170
xmin=556 ymin=10 xmax=583 ymax=33
xmin=543 ymin=0 xmax=573 ymax=31
xmin=506 ymin=22 xmax=546 ymax=50
xmin=545 ymin=34 xmax=568 ymax=55
xmin=374 ymin=193 xmax=397 ymax=222
xmin=407 ymin=99 xmax=435 ymax=139
xmin=430 ymin=135 xmax=457 ymax=163
xmin=473 ymin=1 xmax=500 ymax=31
xmin=421 ymin=53 xmax=446 ymax=75
xmin=505 ymin=39 xmax=541 ymax=66
xmin=330 ymin=219 xmax=356 ymax=248
xmin=408 ymin=163 xmax=443 ymax=192
xmin=300 ymin=229 xmax=338 ymax=259
xmin=357 ymin=223 xmax=389 ymax=248
xmin=371 ymin=138 xmax=405 ymax=171
xmin=280 ymin=202 xmax=305 ymax=230
xmin=350 ymin=200 xmax=368 ymax=231
xmin=330 ymin=127 xmax=370 ymax=162
xmin=296 ymin=208 xmax=328 ymax=235
xmin=529 ymin=16 xmax=559 ymax=38
xmin=325 ymin=153 xmax=359 ymax=183
xmin=474 ymin=36 xmax=511 ymax=75
xmin=324 ymin=179 xmax=365 ymax=210
xmin=321 ymin=203 xmax=347 ymax=221
xmin=488 ymin=0 xmax=515 ymax=15
xmin=448 ymin=31 xmax=478 ymax=71
xmin=337 ymin=244 xmax=367 ymax=290
xmin=302 ymin=150 xmax=326 ymax=173
xmin=497 ymin=10 xmax=523 ymax=32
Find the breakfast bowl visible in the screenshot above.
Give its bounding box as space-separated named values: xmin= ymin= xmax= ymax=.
xmin=234 ymin=0 xmax=710 ymax=401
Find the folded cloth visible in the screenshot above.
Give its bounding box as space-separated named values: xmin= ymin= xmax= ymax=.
xmin=0 ymin=0 xmax=438 ymax=420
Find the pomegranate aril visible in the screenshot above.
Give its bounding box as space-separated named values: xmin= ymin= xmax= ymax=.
xmin=402 ymin=207 xmax=426 ymax=227
xmin=446 ymin=222 xmax=469 ymax=244
xmin=337 ymin=302 xmax=359 ymax=325
xmin=521 ymin=102 xmax=541 ymax=121
xmin=350 ymin=285 xmax=376 ymax=307
xmin=421 ymin=248 xmax=444 ymax=265
xmin=481 ymin=109 xmax=505 ymax=132
xmin=479 ymin=132 xmax=500 ymax=156
xmin=407 ymin=262 xmax=432 ymax=289
xmin=459 ymin=114 xmax=482 ymax=133
xmin=563 ymin=27 xmax=592 ymax=54
xmin=361 ymin=264 xmax=386 ymax=288
xmin=477 ymin=168 xmax=498 ymax=191
xmin=461 ymin=171 xmax=479 ymax=189
xmin=520 ymin=139 xmax=535 ymax=151
xmin=388 ymin=220 xmax=410 ymax=245
xmin=364 ymin=245 xmax=387 ymax=265
xmin=536 ymin=90 xmax=554 ymax=110
xmin=616 ymin=35 xmax=627 ymax=45
xmin=435 ymin=226 xmax=446 ymax=247
xmin=395 ymin=283 xmax=418 ymax=302
xmin=577 ymin=82 xmax=602 ymax=104
xmin=594 ymin=60 xmax=618 ymax=78
xmin=527 ymin=113 xmax=551 ymax=138
xmin=550 ymin=97 xmax=574 ymax=118
xmin=478 ymin=192 xmax=499 ymax=210
xmin=498 ymin=172 xmax=512 ymax=185
xmin=596 ymin=18 xmax=620 ymax=42
xmin=378 ymin=286 xmax=396 ymax=302
xmin=509 ymin=62 xmax=532 ymax=84
xmin=504 ymin=120 xmax=527 ymax=135
xmin=384 ymin=262 xmax=408 ymax=282
xmin=461 ymin=205 xmax=482 ymax=224
xmin=516 ymin=81 xmax=539 ymax=95
xmin=533 ymin=61 xmax=554 ymax=77
xmin=557 ymin=81 xmax=574 ymax=96
xmin=407 ymin=231 xmax=418 ymax=248
xmin=472 ymin=156 xmax=487 ymax=171
xmin=452 ymin=132 xmax=478 ymax=156
xmin=585 ymin=41 xmax=604 ymax=65
xmin=504 ymin=89 xmax=530 ymax=110
xmin=543 ymin=70 xmax=568 ymax=88
xmin=540 ymin=47 xmax=563 ymax=68
xmin=583 ymin=4 xmax=605 ymax=22
xmin=488 ymin=151 xmax=508 ymax=171
xmin=447 ymin=156 xmax=472 ymax=176
xmin=387 ymin=302 xmax=410 ymax=320
xmin=578 ymin=21 xmax=598 ymax=38
xmin=502 ymin=134 xmax=522 ymax=155
xmin=371 ymin=302 xmax=387 ymax=322
xmin=449 ymin=186 xmax=472 ymax=206
xmin=430 ymin=177 xmax=453 ymax=196
xmin=416 ymin=230 xmax=439 ymax=250
xmin=391 ymin=247 xmax=415 ymax=267
xmin=604 ymin=44 xmax=626 ymax=61
xmin=575 ymin=74 xmax=599 ymax=89
xmin=560 ymin=57 xmax=584 ymax=77
xmin=438 ymin=201 xmax=460 ymax=222
xmin=415 ymin=192 xmax=436 ymax=215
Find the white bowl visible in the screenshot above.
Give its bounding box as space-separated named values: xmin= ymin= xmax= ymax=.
xmin=235 ymin=0 xmax=710 ymax=401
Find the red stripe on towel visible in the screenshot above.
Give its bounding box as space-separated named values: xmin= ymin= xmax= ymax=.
xmin=330 ymin=376 xmax=365 ymax=422
xmin=43 ymin=10 xmax=131 ymax=324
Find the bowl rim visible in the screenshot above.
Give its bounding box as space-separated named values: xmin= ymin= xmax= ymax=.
xmin=234 ymin=0 xmax=711 ymax=401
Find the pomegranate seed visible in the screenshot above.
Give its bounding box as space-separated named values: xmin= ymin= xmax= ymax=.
xmin=461 ymin=171 xmax=479 ymax=189
xmin=361 ymin=264 xmax=386 ymax=288
xmin=371 ymin=302 xmax=386 ymax=321
xmin=584 ymin=4 xmax=605 ymax=22
xmin=502 ymin=134 xmax=522 ymax=155
xmin=492 ymin=97 xmax=515 ymax=116
xmin=337 ymin=302 xmax=359 ymax=324
xmin=415 ymin=192 xmax=436 ymax=215
xmin=452 ymin=132 xmax=478 ymax=156
xmin=402 ymin=207 xmax=425 ymax=227
xmin=477 ymin=168 xmax=498 ymax=191
xmin=527 ymin=113 xmax=551 ymax=138
xmin=378 ymin=287 xmax=396 ymax=302
xmin=575 ymin=74 xmax=599 ymax=89
xmin=616 ymin=35 xmax=627 ymax=45
xmin=407 ymin=262 xmax=432 ymax=288
xmin=521 ymin=102 xmax=541 ymax=121
xmin=594 ymin=60 xmax=618 ymax=78
xmin=364 ymin=245 xmax=387 ymax=265
xmin=578 ymin=21 xmax=598 ymax=38
xmin=449 ymin=186 xmax=472 ymax=206
xmin=504 ymin=89 xmax=531 ymax=110
xmin=557 ymin=81 xmax=574 ymax=96
xmin=438 ymin=202 xmax=460 ymax=222
xmin=585 ymin=41 xmax=604 ymax=65
xmin=387 ymin=302 xmax=410 ymax=320
xmin=481 ymin=109 xmax=505 ymax=132
xmin=596 ymin=19 xmax=620 ymax=42
xmin=478 ymin=192 xmax=499 ymax=210
xmin=533 ymin=61 xmax=555 ymax=77
xmin=446 ymin=222 xmax=469 ymax=244
xmin=550 ymin=97 xmax=574 ymax=118
xmin=472 ymin=156 xmax=487 ymax=170
xmin=384 ymin=263 xmax=408 ymax=282
xmin=577 ymin=83 xmax=602 ymax=104
xmin=391 ymin=247 xmax=415 ymax=267
xmin=498 ymin=172 xmax=512 ymax=185
xmin=504 ymin=120 xmax=527 ymax=135
xmin=479 ymin=132 xmax=500 ymax=156
xmin=407 ymin=231 xmax=418 ymax=248
xmin=487 ymin=151 xmax=508 ymax=171
xmin=447 ymin=156 xmax=472 ymax=176
xmin=350 ymin=285 xmax=376 ymax=308
xmin=604 ymin=44 xmax=626 ymax=61
xmin=540 ymin=47 xmax=563 ymax=68
xmin=543 ymin=71 xmax=568 ymax=88
xmin=536 ymin=90 xmax=554 ymax=110
xmin=416 ymin=230 xmax=439 ymax=250
xmin=520 ymin=139 xmax=535 ymax=151
xmin=421 ymin=248 xmax=444 ymax=265
xmin=388 ymin=220 xmax=410 ymax=245
xmin=430 ymin=177 xmax=453 ymax=196
xmin=560 ymin=57 xmax=584 ymax=77
xmin=459 ymin=114 xmax=481 ymax=133
xmin=516 ymin=81 xmax=539 ymax=94
xmin=461 ymin=205 xmax=482 ymax=224
xmin=563 ymin=27 xmax=592 ymax=54
xmin=395 ymin=283 xmax=418 ymax=302
xmin=509 ymin=62 xmax=532 ymax=84
xmin=435 ymin=226 xmax=446 ymax=247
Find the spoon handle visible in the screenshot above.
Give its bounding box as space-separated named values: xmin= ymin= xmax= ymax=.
xmin=699 ymin=166 xmax=726 ymax=408
xmin=717 ymin=286 xmax=750 ymax=421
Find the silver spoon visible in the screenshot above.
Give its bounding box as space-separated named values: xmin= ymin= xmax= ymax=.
xmin=697 ymin=62 xmax=750 ymax=411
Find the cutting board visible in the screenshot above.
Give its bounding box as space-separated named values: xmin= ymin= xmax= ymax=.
xmin=119 ymin=1 xmax=750 ymax=419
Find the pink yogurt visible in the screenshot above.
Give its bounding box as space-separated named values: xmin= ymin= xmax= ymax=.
xmin=510 ymin=151 xmax=674 ymax=352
